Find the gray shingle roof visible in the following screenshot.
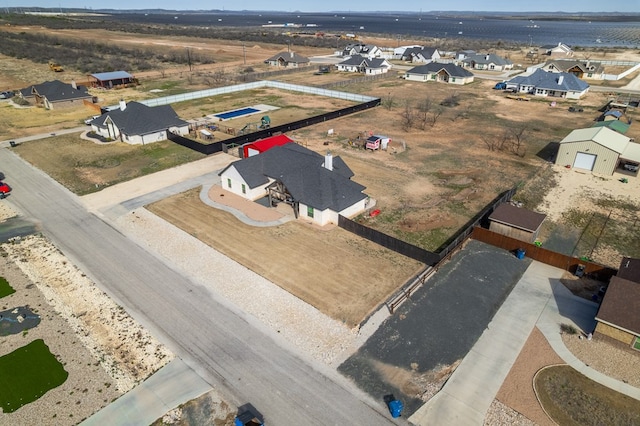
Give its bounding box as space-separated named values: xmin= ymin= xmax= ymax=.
xmin=462 ymin=53 xmax=512 ymax=66
xmin=488 ymin=203 xmax=546 ymax=232
xmin=19 ymin=80 xmax=91 ymax=102
xmin=221 ymin=143 xmax=367 ymax=212
xmin=91 ymin=71 xmax=134 ymax=81
xmin=338 ymin=55 xmax=388 ymax=69
xmin=265 ymin=51 xmax=309 ymax=64
xmin=95 ymin=101 xmax=187 ymax=135
xmin=595 ymin=276 xmax=640 ymax=335
xmin=507 ymin=69 xmax=589 ymax=92
xmin=406 ymin=62 xmax=474 ymax=78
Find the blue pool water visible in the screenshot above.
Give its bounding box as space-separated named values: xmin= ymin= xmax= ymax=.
xmin=215 ymin=107 xmax=260 ymax=120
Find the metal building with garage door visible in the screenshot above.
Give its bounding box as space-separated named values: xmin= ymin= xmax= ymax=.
xmin=555 ymin=126 xmax=639 ymax=175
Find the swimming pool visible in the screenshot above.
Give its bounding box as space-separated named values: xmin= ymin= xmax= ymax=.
xmin=215 ymin=107 xmax=260 ymax=120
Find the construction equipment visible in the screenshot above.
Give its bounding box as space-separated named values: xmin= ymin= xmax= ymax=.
xmin=49 ymin=60 xmax=64 ymax=72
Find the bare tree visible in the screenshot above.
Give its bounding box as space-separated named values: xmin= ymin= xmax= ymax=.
xmin=416 ymin=97 xmax=433 ymax=129
xmin=400 ymin=101 xmax=416 ymax=130
xmin=382 ymin=94 xmax=396 ymax=111
xmin=429 ymin=107 xmax=444 ymax=127
xmin=509 ymin=125 xmax=528 ymax=157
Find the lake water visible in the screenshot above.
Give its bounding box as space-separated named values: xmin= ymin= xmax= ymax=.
xmin=106 ymin=11 xmax=640 ymax=48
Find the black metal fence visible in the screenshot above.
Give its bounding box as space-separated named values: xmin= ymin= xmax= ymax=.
xmin=338 ymin=185 xmax=519 ymax=267
xmin=169 ymin=98 xmax=381 ymax=155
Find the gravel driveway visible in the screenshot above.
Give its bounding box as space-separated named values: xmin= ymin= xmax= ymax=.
xmin=339 ymin=239 xmax=532 ymax=416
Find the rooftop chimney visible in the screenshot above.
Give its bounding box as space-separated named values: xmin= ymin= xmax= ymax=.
xmin=324 ymin=151 xmax=333 ymax=171
xmin=119 ymin=99 xmax=126 ymax=111
xmin=557 ymin=75 xmax=564 ymax=85
xmin=71 ymin=80 xmax=77 ymax=89
xmin=485 ymin=54 xmax=490 ymax=61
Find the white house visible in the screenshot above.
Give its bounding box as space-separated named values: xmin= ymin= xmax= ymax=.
xmin=264 ymin=51 xmax=310 ymax=68
xmin=218 ymin=143 xmax=369 ymax=226
xmin=540 ymin=42 xmax=573 ymax=56
xmin=341 ymin=43 xmax=382 ymax=59
xmin=89 ymin=100 xmax=189 ymax=145
xmin=505 ymin=69 xmax=589 ymax=99
xmin=404 ymin=62 xmax=474 ymax=85
xmin=336 ymin=55 xmax=391 ymax=75
xmin=401 ymin=46 xmax=441 ymax=63
xmin=540 ymin=59 xmax=605 ymax=80
xmin=460 ymin=53 xmax=513 ymax=71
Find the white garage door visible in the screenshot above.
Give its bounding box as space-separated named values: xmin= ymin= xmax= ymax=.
xmin=574 ymin=152 xmax=597 ymax=170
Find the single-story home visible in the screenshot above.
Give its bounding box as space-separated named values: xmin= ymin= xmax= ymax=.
xmin=242 ymin=134 xmax=294 ymax=158
xmin=540 ymin=60 xmax=605 ymax=80
xmin=595 ymin=257 xmax=640 ymax=349
xmin=18 ymin=80 xmax=93 ymax=109
xmin=460 ymin=53 xmax=513 ymax=71
xmin=555 ymin=126 xmax=640 ymax=175
xmin=89 ymin=71 xmax=136 ymax=89
xmin=488 ymin=202 xmax=546 ymax=243
xmin=89 ymin=100 xmax=189 ymax=145
xmin=539 ymin=42 xmax=573 ymax=56
xmin=341 ymin=43 xmax=382 ymax=59
xmin=505 ymin=69 xmax=589 ymax=99
xmin=400 ymin=46 xmax=441 ymax=63
xmin=404 ymin=62 xmax=474 ymax=85
xmin=218 ymin=143 xmax=369 ymax=226
xmin=336 ymin=55 xmax=391 ymax=75
xmin=264 ymin=51 xmax=310 ymax=68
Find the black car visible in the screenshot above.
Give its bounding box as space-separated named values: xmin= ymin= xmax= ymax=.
xmin=0 ymin=91 xmax=15 ymax=99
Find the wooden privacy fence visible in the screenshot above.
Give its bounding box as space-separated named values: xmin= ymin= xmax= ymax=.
xmin=471 ymin=227 xmax=617 ymax=280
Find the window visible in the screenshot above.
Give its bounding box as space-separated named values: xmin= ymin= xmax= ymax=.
xmin=451 ymin=77 xmax=456 ymax=82
xmin=227 ymin=178 xmax=232 ymax=189
xmin=241 ymin=184 xmax=246 ymax=194
xmin=588 ymin=73 xmax=593 ymax=78
xmin=634 ymin=336 xmax=640 ymax=351
xmin=307 ymin=206 xmax=314 ymax=218
xmin=431 ymin=74 xmax=436 ymax=80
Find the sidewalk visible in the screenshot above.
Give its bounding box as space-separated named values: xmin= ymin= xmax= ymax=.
xmin=81 ymin=358 xmax=212 ymax=426
xmin=409 ymin=260 xmax=640 ymax=425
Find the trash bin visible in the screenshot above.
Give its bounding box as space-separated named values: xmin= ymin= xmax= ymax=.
xmin=388 ymin=399 xmax=404 ymax=418
xmin=575 ymin=264 xmax=586 ymax=277
xmin=516 ymin=248 xmax=526 ymax=259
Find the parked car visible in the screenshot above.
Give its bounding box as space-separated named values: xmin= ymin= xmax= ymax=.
xmin=0 ymin=181 xmax=12 ymax=199
xmin=0 ymin=91 xmax=15 ymax=99
xmin=493 ymin=82 xmax=506 ymax=90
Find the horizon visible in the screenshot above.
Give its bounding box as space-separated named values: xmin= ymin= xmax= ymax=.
xmin=3 ymin=1 xmax=640 ymax=14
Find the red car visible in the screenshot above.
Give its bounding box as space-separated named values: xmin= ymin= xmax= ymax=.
xmin=0 ymin=182 xmax=11 ymax=199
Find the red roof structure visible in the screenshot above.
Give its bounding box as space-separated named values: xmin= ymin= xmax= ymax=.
xmin=243 ymin=134 xmax=294 ymax=158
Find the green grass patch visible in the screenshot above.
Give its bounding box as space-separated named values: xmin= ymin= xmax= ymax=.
xmin=535 ymin=365 xmax=640 ymax=425
xmin=633 ymin=338 xmax=640 ymax=351
xmin=0 ymin=277 xmax=15 ymax=298
xmin=14 ymin=135 xmax=206 ymax=195
xmin=0 ymin=339 xmax=68 ymax=413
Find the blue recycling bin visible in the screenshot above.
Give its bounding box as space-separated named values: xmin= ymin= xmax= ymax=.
xmin=388 ymin=399 xmax=404 ymax=418
xmin=516 ymin=248 xmax=526 ymax=259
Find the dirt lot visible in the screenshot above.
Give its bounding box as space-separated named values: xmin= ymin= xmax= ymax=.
xmin=147 ymin=188 xmax=424 ymax=327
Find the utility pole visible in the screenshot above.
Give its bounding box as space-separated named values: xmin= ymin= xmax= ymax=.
xmin=186 ymin=48 xmax=192 ymax=72
xmin=243 ymin=42 xmax=246 ymax=65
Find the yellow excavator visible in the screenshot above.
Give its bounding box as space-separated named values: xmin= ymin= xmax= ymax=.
xmin=49 ymin=60 xmax=64 ymax=72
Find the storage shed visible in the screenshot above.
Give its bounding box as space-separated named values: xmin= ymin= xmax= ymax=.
xmin=90 ymin=71 xmax=136 ymax=89
xmin=595 ymin=258 xmax=640 ymax=348
xmin=555 ymin=127 xmax=639 ymax=175
xmin=365 ymin=135 xmax=391 ymax=150
xmin=242 ymin=134 xmax=294 ymax=158
xmin=488 ymin=203 xmax=546 ymax=243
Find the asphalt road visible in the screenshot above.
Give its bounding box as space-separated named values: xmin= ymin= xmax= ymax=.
xmin=0 ymin=148 xmax=397 ymax=425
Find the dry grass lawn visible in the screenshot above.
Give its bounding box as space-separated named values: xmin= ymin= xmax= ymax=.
xmin=147 ymin=188 xmax=424 ymax=327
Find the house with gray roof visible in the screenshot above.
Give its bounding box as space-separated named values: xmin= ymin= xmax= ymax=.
xmin=404 ymin=62 xmax=474 ymax=85
xmin=540 ymin=59 xmax=605 ymax=80
xmin=218 ymin=143 xmax=369 ymax=226
xmin=400 ymin=46 xmax=440 ymax=63
xmin=89 ymin=100 xmax=189 ymax=145
xmin=505 ymin=68 xmax=589 ymax=99
xmin=460 ymin=53 xmax=513 ymax=71
xmin=18 ymin=80 xmax=92 ymax=110
xmin=341 ymin=43 xmax=382 ymax=59
xmin=539 ymin=42 xmax=573 ymax=57
xmin=336 ymin=55 xmax=391 ymax=75
xmin=265 ymin=51 xmax=310 ymax=68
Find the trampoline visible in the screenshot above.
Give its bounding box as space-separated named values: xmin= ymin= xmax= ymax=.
xmin=215 ymin=107 xmax=260 ymax=120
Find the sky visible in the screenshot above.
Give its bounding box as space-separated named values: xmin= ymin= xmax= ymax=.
xmin=4 ymin=0 xmax=639 ymax=13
